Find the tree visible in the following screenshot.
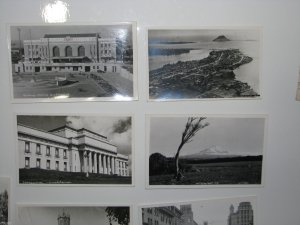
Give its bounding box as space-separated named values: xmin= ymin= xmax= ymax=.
xmin=0 ymin=190 xmax=8 ymax=223
xmin=174 ymin=117 xmax=209 ymax=181
xmin=105 ymin=207 xmax=129 ymax=225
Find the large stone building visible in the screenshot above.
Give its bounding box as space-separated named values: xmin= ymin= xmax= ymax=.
xmin=227 ymin=202 xmax=253 ymax=225
xmin=18 ymin=124 xmax=129 ymax=176
xmin=14 ymin=33 xmax=120 ymax=74
xmin=142 ymin=205 xmax=197 ymax=225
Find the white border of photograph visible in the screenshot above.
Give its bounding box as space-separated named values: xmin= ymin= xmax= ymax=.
xmin=16 ymin=203 xmax=132 ymax=225
xmin=13 ymin=113 xmax=135 ymax=187
xmin=146 ymin=26 xmax=263 ymax=102
xmin=145 ymin=114 xmax=267 ymax=189
xmin=7 ymin=22 xmax=138 ymax=103
xmin=138 ymin=196 xmax=258 ymax=225
xmin=0 ymin=177 xmax=10 ymax=225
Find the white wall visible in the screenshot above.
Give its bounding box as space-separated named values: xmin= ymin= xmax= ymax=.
xmin=0 ymin=0 xmax=300 ymax=224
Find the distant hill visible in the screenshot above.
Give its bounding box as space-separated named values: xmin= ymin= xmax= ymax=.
xmin=180 ymin=146 xmax=238 ymax=159
xmin=213 ymin=35 xmax=231 ymax=42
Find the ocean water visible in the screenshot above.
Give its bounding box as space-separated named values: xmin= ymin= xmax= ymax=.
xmin=149 ymin=41 xmax=260 ymax=93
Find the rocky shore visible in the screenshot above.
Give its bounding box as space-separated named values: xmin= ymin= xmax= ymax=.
xmin=149 ymin=49 xmax=259 ymax=99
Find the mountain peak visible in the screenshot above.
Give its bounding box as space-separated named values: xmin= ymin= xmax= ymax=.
xmin=213 ymin=35 xmax=231 ymax=42
xmin=198 ymin=145 xmax=229 ymax=155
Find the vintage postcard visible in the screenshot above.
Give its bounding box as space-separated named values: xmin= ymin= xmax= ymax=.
xmin=147 ymin=115 xmax=266 ymax=187
xmin=17 ymin=205 xmax=130 ymax=225
xmin=148 ymin=28 xmax=261 ymax=100
xmin=9 ymin=23 xmax=137 ymax=102
xmin=16 ymin=115 xmax=133 ymax=185
xmin=140 ymin=196 xmax=256 ymax=225
xmin=0 ymin=177 xmax=9 ymax=225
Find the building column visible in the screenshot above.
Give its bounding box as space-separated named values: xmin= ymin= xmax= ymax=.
xmin=83 ymin=151 xmax=88 ymax=173
xmin=107 ymin=156 xmax=111 ymax=174
xmin=98 ymin=154 xmax=102 ymax=174
xmin=111 ymin=157 xmax=116 ymax=174
xmin=103 ymin=155 xmax=107 ymax=174
xmin=93 ymin=152 xmax=97 ymax=174
xmin=89 ymin=151 xmax=92 ymax=173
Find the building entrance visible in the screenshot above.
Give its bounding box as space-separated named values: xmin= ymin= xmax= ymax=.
xmin=85 ymin=66 xmax=90 ymax=72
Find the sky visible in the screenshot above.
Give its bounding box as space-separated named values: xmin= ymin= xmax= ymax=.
xmin=144 ymin=196 xmax=256 ymax=225
xmin=17 ymin=115 xmax=132 ymax=157
xmin=10 ymin=24 xmax=132 ymax=46
xmin=149 ymin=29 xmax=260 ymax=43
xmin=18 ymin=206 xmax=127 ymax=225
xmin=149 ymin=116 xmax=265 ymax=157
xmin=0 ymin=177 xmax=9 ymax=194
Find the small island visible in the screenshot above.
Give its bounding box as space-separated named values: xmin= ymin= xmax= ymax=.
xmin=213 ymin=35 xmax=231 ymax=42
xmin=149 ymin=49 xmax=259 ymax=99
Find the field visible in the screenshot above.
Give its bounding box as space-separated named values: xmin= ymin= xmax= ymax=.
xmin=19 ymin=168 xmax=132 ymax=185
xmin=149 ymin=160 xmax=262 ymax=185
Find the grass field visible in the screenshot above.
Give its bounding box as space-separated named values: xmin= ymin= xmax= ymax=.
xmin=19 ymin=168 xmax=132 ymax=185
xmin=149 ymin=160 xmax=262 ymax=185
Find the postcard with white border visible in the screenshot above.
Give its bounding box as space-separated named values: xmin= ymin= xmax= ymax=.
xmin=9 ymin=23 xmax=137 ymax=102
xmin=140 ymin=196 xmax=257 ymax=225
xmin=148 ymin=28 xmax=261 ymax=101
xmin=147 ymin=115 xmax=266 ymax=188
xmin=16 ymin=114 xmax=133 ymax=186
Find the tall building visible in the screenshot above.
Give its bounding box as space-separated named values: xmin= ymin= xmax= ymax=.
xmin=227 ymin=202 xmax=253 ymax=225
xmin=14 ymin=33 xmax=120 ymax=74
xmin=58 ymin=211 xmax=70 ymax=225
xmin=142 ymin=205 xmax=198 ymax=225
xmin=180 ymin=205 xmax=198 ymax=225
xmin=18 ymin=124 xmax=129 ymax=176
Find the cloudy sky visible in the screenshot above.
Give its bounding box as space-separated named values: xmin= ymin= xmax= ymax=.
xmin=149 ymin=29 xmax=260 ymax=43
xmin=144 ymin=196 xmax=256 ymax=225
xmin=18 ymin=206 xmax=127 ymax=225
xmin=0 ymin=177 xmax=9 ymax=194
xmin=17 ymin=115 xmax=132 ymax=157
xmin=150 ymin=116 xmax=265 ymax=157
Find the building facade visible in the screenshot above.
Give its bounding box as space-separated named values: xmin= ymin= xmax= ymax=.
xmin=142 ymin=205 xmax=197 ymax=225
xmin=18 ymin=124 xmax=129 ymax=176
xmin=14 ymin=33 xmax=120 ymax=74
xmin=227 ymin=202 xmax=253 ymax=225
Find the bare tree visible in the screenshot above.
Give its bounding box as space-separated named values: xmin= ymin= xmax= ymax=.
xmin=174 ymin=117 xmax=209 ymax=181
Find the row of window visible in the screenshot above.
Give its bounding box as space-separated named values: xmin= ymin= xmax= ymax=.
xmin=25 ymin=142 xmax=67 ymax=159
xmin=25 ymin=157 xmax=68 ymax=171
xmin=100 ymin=43 xmax=111 ymax=48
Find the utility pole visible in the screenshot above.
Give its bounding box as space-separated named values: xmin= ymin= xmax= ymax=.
xmin=17 ymin=27 xmax=22 ymax=59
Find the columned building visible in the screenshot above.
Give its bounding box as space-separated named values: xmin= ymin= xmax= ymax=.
xmin=18 ymin=124 xmax=129 ymax=176
xmin=227 ymin=202 xmax=253 ymax=225
xmin=14 ymin=33 xmax=120 ymax=74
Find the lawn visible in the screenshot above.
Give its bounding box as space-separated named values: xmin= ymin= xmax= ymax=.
xmin=149 ymin=160 xmax=262 ymax=185
xmin=19 ymin=168 xmax=132 ymax=185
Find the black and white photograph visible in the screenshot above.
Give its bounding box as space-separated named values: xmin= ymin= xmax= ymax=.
xmin=140 ymin=196 xmax=256 ymax=225
xmin=17 ymin=205 xmax=130 ymax=225
xmin=9 ymin=23 xmax=137 ymax=102
xmin=296 ymin=67 xmax=300 ymax=101
xmin=148 ymin=28 xmax=261 ymax=100
xmin=16 ymin=115 xmax=133 ymax=185
xmin=0 ymin=178 xmax=9 ymax=225
xmin=147 ymin=115 xmax=266 ymax=187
